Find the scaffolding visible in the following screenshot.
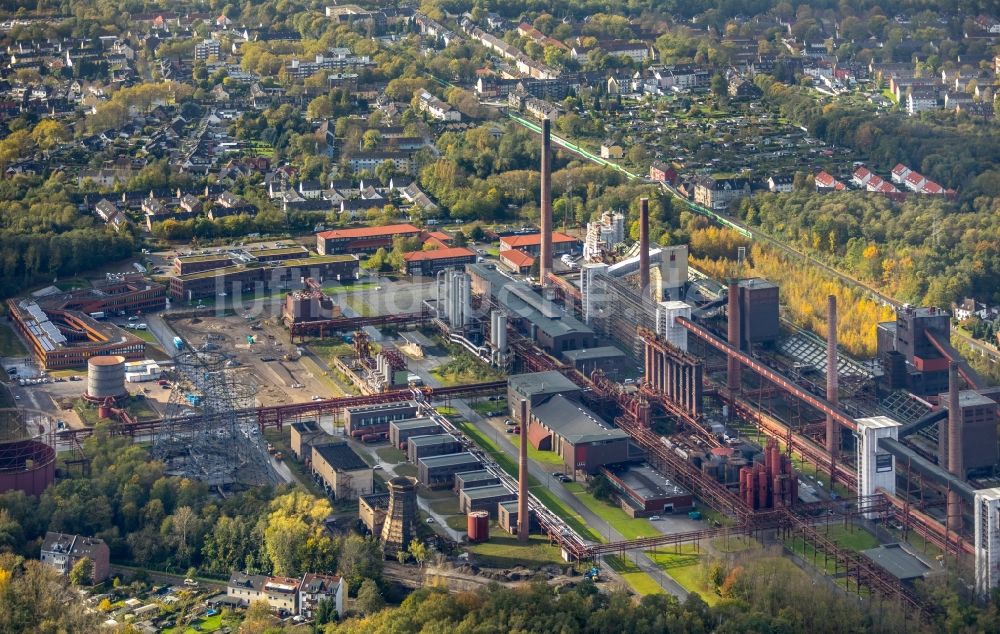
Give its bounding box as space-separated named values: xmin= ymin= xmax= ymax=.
xmin=152 ymin=350 xmax=278 ymax=489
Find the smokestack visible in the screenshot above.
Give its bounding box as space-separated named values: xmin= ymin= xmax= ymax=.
xmin=517 ymin=398 xmax=530 ymax=542
xmin=639 ymin=197 xmax=650 ymax=295
xmin=947 ymin=363 xmax=963 ymax=531
xmin=726 ymin=282 xmax=741 ymax=400
xmin=539 ymin=118 xmax=553 ymax=287
xmin=825 ymin=295 xmax=839 ymax=458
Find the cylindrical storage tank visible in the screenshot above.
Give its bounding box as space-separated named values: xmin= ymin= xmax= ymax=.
xmin=495 ymin=312 xmax=507 ymax=354
xmin=87 ymin=355 xmax=127 ymax=399
xmin=467 ymin=510 xmax=490 ymax=543
xmin=727 ymin=458 xmax=747 ymax=484
xmin=98 ymin=405 xmax=112 ymax=419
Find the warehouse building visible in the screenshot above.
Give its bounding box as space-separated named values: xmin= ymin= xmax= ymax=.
xmin=469 ymin=263 xmax=595 ymax=355
xmin=459 ymin=484 xmax=516 ymax=516
xmin=601 ymin=464 xmax=693 ymax=517
xmin=509 ymin=371 xmax=631 ymax=474
xmin=311 ymin=442 xmax=373 ymax=499
xmin=389 ymin=418 xmax=442 ymax=448
xmin=406 ymin=433 xmax=462 ymax=462
xmin=168 ymin=255 xmax=359 ymax=301
xmin=418 ymin=452 xmax=481 ymax=488
xmin=345 ymin=401 xmax=418 ymax=437
xmin=316 ymin=224 xmax=421 ymax=255
xmin=402 ymin=246 xmax=477 ymax=276
xmin=561 ymin=346 xmax=628 ymax=378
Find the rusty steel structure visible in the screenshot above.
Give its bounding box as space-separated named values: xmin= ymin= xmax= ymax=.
xmin=288 ymin=308 xmax=430 ymax=342
xmin=639 ymin=326 xmax=704 ymax=420
xmin=58 ymin=380 xmax=508 ymax=442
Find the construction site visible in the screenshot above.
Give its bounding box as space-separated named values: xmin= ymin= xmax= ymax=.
xmin=17 ymin=119 xmax=996 ymax=623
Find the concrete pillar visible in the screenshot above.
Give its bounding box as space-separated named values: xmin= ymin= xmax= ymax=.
xmin=726 ymin=282 xmax=741 ymax=400
xmin=947 ymin=362 xmax=964 ymax=532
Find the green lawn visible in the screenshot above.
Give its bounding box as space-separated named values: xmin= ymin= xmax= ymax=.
xmin=446 ymin=515 xmax=467 ymax=530
xmin=0 ymin=324 xmax=27 ymax=356
xmin=527 ymin=444 xmax=565 ymax=466
xmin=605 ymin=556 xmax=662 ymax=595
xmin=470 ymin=399 xmax=506 ymax=416
xmin=129 ymin=328 xmax=160 ymax=344
xmin=395 ymin=463 xmax=418 ymax=477
xmin=711 ymin=535 xmax=761 ymax=553
xmin=570 ymin=489 xmax=659 ymax=541
xmin=467 ymin=530 xmax=567 ymax=569
xmin=429 ymin=498 xmax=461 ymax=515
xmin=645 ymin=545 xmax=718 ymax=605
xmin=376 ymin=446 xmax=406 ymax=464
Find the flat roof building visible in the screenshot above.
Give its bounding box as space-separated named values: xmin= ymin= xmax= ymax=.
xmin=459 ymin=484 xmax=516 ymax=516
xmin=402 ymin=247 xmax=477 ymax=276
xmin=345 ymin=401 xmax=418 ymax=436
xmin=290 ymin=421 xmax=325 ymax=461
xmin=316 ymin=223 xmax=421 ymax=255
xmin=417 ymin=452 xmax=481 ymax=488
xmin=601 ymin=464 xmax=693 ymax=517
xmin=311 ymin=442 xmax=373 ymax=499
xmin=454 ymin=469 xmax=501 ymax=492
xmin=406 ymin=433 xmax=462 ymax=463
xmin=389 ymin=417 xmax=442 ymax=448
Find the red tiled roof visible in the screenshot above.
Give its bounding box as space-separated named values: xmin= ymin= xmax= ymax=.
xmin=499 ymin=249 xmax=534 ymax=268
xmin=814 ymin=171 xmax=836 ymax=186
xmin=317 ymin=223 xmax=420 ymax=239
xmin=499 ymin=231 xmax=578 ymax=248
xmin=891 ymin=163 xmax=909 ymax=177
xmin=402 ymin=246 xmax=475 ymax=262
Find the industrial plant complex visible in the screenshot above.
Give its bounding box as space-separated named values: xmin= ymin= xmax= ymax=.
xmin=1 ymin=112 xmax=999 ymax=629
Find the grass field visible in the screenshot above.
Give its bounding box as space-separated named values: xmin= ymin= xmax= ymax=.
xmin=129 ymin=328 xmax=160 ymax=344
xmin=0 ymin=324 xmax=27 ymax=356
xmin=604 ymin=556 xmax=662 ymax=595
xmin=467 ymin=531 xmax=566 ymax=569
xmin=376 ymin=446 xmax=406 ymax=464
xmin=784 ymin=524 xmax=878 ymax=576
xmin=711 ymin=535 xmax=761 ymax=553
xmin=298 ymin=354 xmax=347 ymax=397
xmin=429 ymin=498 xmax=461 ymax=515
xmin=527 ymin=444 xmax=565 ymax=466
xmin=395 ymin=463 xmax=418 ymax=477
xmin=645 ymin=544 xmax=717 ymax=605
xmin=163 ymin=611 xmax=240 ymax=633
xmin=569 ymin=489 xmax=659 ymax=541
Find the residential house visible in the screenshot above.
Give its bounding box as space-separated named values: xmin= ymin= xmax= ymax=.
xmin=767 ymin=174 xmax=794 ymax=193
xmin=600 ymin=142 xmax=624 ymax=160
xmin=299 ymin=574 xmax=346 ymax=619
xmin=649 ymin=161 xmax=678 ymax=185
xmin=40 ymin=532 xmax=110 ymax=583
xmin=693 ymin=176 xmax=751 ymax=211
xmin=814 ymin=171 xmax=845 ymax=192
xmin=907 ymin=87 xmax=938 ymax=116
xmin=416 ymin=90 xmax=461 ymax=122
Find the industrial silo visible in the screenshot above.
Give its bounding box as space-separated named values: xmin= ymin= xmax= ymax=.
xmin=87 ymin=355 xmax=127 ymax=399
